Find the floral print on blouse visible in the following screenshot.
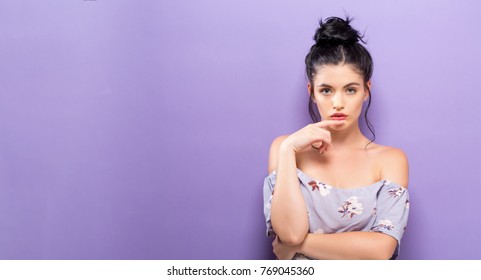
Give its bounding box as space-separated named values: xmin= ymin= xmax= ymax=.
xmin=263 ymin=168 xmax=410 ymax=260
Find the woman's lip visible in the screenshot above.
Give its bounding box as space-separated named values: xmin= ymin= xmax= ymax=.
xmin=331 ymin=116 xmax=347 ymax=120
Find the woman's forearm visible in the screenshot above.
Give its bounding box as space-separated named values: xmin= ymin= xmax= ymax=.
xmin=298 ymin=232 xmax=397 ymax=260
xmin=270 ymin=143 xmax=309 ymax=245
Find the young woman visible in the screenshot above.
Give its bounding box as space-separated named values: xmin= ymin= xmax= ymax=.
xmin=263 ymin=16 xmax=410 ymax=260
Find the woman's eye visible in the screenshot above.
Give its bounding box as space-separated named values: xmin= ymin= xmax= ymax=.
xmin=320 ymin=89 xmax=331 ymax=95
xmin=347 ymin=88 xmax=357 ymax=94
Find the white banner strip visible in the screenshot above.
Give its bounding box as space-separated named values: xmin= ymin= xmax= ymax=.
xmin=0 ymin=260 xmax=477 ymax=280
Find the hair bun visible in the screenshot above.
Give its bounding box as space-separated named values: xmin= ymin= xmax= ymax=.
xmin=314 ymin=16 xmax=363 ymax=46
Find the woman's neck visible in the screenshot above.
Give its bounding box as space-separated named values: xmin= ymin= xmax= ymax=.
xmin=329 ymin=124 xmax=369 ymax=151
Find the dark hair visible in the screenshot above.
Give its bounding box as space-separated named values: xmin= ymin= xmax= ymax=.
xmin=305 ymin=16 xmax=375 ymax=147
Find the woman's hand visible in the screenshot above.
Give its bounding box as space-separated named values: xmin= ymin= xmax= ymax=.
xmin=281 ymin=120 xmax=346 ymax=155
xmin=272 ymin=236 xmax=301 ymax=260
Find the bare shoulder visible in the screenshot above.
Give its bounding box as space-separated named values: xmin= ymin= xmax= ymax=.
xmin=376 ymin=145 xmax=409 ymax=188
xmin=267 ymin=135 xmax=289 ymax=174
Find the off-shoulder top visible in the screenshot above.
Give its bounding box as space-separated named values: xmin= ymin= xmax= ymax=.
xmin=263 ymin=168 xmax=410 ymax=260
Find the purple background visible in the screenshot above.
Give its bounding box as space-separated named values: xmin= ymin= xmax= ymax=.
xmin=0 ymin=0 xmax=480 ymax=260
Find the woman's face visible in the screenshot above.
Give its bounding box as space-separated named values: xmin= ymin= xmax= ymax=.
xmin=308 ymin=63 xmax=371 ymax=131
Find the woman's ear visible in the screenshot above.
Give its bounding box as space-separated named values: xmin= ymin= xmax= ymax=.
xmin=307 ymin=83 xmax=315 ymax=103
xmin=364 ymin=81 xmax=372 ymax=101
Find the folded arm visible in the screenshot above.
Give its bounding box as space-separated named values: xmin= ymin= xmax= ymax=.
xmin=297 ymin=231 xmax=397 ymax=260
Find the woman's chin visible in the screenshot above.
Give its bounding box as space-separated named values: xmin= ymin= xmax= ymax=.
xmin=329 ymin=126 xmax=345 ymax=131
xmin=327 ymin=121 xmax=348 ymax=131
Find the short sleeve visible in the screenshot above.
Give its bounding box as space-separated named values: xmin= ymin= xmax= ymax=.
xmin=370 ymin=180 xmax=410 ymax=260
xmin=263 ymin=171 xmax=277 ymax=237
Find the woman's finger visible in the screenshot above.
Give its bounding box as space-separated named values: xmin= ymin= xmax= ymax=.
xmin=319 ymin=143 xmax=328 ymax=155
xmin=312 ymin=127 xmax=332 ymax=148
xmin=316 ymin=119 xmax=346 ymax=128
xmin=312 ymin=141 xmax=323 ymax=150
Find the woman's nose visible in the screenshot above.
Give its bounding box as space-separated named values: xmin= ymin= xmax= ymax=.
xmin=332 ymin=94 xmax=345 ymax=110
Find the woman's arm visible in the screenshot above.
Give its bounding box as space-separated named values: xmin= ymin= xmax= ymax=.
xmin=272 ymin=232 xmax=397 ymax=260
xmin=297 ymin=231 xmax=397 ymax=260
xmin=268 ymin=136 xmax=309 ymax=245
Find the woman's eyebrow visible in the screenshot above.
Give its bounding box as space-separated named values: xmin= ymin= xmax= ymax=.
xmin=317 ymin=82 xmax=361 ymax=88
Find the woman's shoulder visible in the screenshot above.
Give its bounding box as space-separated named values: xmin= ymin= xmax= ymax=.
xmin=372 ymin=144 xmax=409 ymax=188
xmin=373 ymin=144 xmax=408 ymax=163
xmin=270 ymin=135 xmax=290 ymax=150
xmin=267 ymin=135 xmax=289 ymax=174
xmin=369 ymin=143 xmax=407 ymax=159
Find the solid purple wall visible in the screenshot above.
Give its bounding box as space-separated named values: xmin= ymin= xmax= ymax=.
xmin=1 ymin=0 xmax=480 ymax=259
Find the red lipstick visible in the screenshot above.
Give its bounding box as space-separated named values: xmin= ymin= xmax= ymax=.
xmin=330 ymin=113 xmax=347 ymax=120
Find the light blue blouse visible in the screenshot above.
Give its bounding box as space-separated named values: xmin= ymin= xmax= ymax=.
xmin=263 ymin=168 xmax=410 ymax=260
